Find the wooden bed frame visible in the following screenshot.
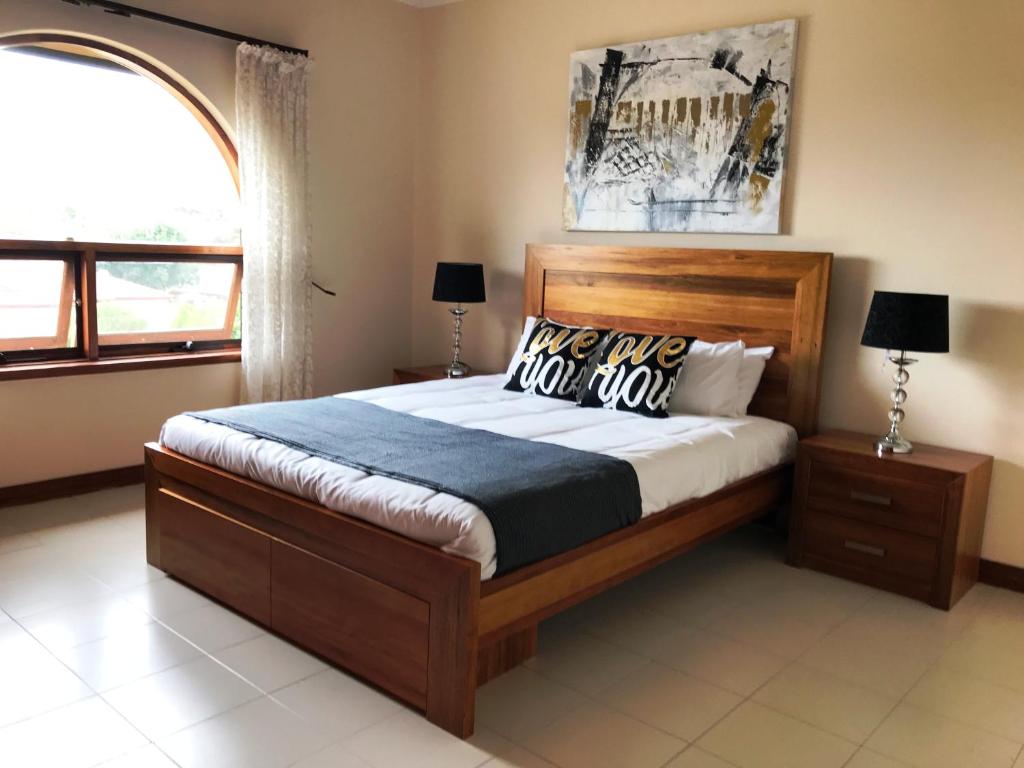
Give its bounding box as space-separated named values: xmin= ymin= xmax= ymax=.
xmin=144 ymin=244 xmax=832 ymax=737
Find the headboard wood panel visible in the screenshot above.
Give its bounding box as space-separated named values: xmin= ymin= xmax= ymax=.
xmin=523 ymin=244 xmax=832 ymax=438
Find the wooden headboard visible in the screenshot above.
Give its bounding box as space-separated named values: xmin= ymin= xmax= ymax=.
xmin=523 ymin=244 xmax=832 ymax=438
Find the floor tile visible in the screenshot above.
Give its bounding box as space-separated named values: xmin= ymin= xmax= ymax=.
xmin=291 ymin=742 xmax=372 ymax=768
xmin=563 ymin=582 xmax=644 ymax=626
xmin=54 ymin=621 xmax=203 ymax=691
xmin=0 ymin=530 xmax=43 ymax=556
xmin=479 ymin=746 xmax=559 ymax=768
xmin=161 ymin=601 xmax=265 ymax=653
xmin=344 ymin=709 xmax=513 ymax=768
xmin=524 ymin=629 xmax=649 ymax=696
xmin=976 ymin=585 xmax=1024 ymax=621
xmin=905 ymin=665 xmax=1024 ymax=742
xmin=99 ymin=743 xmax=180 ymax=767
xmin=856 ymin=590 xmax=978 ymax=645
xmin=866 ymin=702 xmax=1021 ymax=768
xmin=940 ymin=621 xmax=1024 ymax=693
xmin=158 ymin=696 xmax=334 ymax=768
xmin=19 ymin=594 xmax=152 ymax=652
xmin=0 ymin=568 xmax=113 ymax=618
xmin=0 ymin=541 xmax=63 ymax=577
xmin=648 ymin=625 xmax=789 ymax=696
xmin=692 ymin=557 xmax=801 ymax=604
xmin=698 ymin=701 xmax=856 ymax=768
xmin=214 ymin=632 xmax=324 ymax=692
xmin=523 ymin=700 xmax=685 ymax=768
xmin=580 ymin=603 xmax=695 ymax=657
xmin=634 ymin=581 xmax=742 ymax=629
xmin=799 ymin=619 xmax=935 ymax=699
xmin=40 ymin=519 xmax=138 ymax=552
xmin=0 ymin=617 xmax=33 ymax=649
xmin=0 ymin=696 xmax=146 ymax=768
xmin=121 ymin=578 xmax=211 ymax=620
xmin=271 ymin=668 xmax=401 ymax=738
xmin=664 ymin=746 xmax=739 ymax=767
xmin=80 ymin=554 xmax=166 ymax=592
xmin=774 ymin=567 xmax=880 ymax=611
xmin=477 ymin=665 xmax=586 ymax=742
xmin=103 ymin=655 xmax=262 ymax=739
xmin=753 ymin=662 xmax=897 ymax=742
xmin=0 ymin=624 xmax=93 ymax=728
xmin=707 ymin=600 xmax=833 ymax=660
xmin=597 ymin=662 xmax=742 ymax=741
xmin=845 ymin=749 xmax=913 ymax=767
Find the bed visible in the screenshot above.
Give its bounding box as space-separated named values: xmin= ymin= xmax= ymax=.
xmin=144 ymin=244 xmax=832 ymax=737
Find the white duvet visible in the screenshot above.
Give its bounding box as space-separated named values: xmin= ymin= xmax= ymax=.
xmin=160 ymin=374 xmax=796 ymax=579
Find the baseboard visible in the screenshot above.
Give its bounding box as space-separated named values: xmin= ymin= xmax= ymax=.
xmin=979 ymin=559 xmax=1024 ymax=594
xmin=0 ymin=465 xmax=144 ymax=509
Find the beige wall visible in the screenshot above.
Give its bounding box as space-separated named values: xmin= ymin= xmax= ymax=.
xmin=412 ymin=0 xmax=1024 ymax=566
xmin=0 ymin=366 xmax=240 ymax=484
xmin=0 ymin=0 xmax=418 ymax=486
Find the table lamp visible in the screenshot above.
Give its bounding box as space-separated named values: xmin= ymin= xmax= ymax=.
xmin=432 ymin=262 xmax=486 ymax=377
xmin=860 ymin=291 xmax=949 ymax=454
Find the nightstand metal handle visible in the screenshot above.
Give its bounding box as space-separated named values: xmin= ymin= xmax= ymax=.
xmin=850 ymin=490 xmax=892 ymax=507
xmin=844 ymin=539 xmax=886 ymax=557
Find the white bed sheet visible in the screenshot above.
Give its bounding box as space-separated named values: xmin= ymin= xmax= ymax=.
xmin=159 ymin=375 xmax=797 ymax=579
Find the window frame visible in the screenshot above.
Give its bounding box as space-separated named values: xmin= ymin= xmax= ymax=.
xmin=0 ymin=251 xmax=81 ymax=359
xmin=0 ymin=240 xmax=242 ymax=376
xmin=0 ymin=33 xmax=243 ymax=381
xmin=94 ymin=250 xmax=243 ymax=349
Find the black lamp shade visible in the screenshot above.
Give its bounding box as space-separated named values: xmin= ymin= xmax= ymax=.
xmin=861 ymin=291 xmax=949 ymax=353
xmin=432 ymin=262 xmax=486 ymax=303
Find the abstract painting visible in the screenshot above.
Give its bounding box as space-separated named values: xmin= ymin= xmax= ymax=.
xmin=562 ymin=19 xmax=798 ymax=233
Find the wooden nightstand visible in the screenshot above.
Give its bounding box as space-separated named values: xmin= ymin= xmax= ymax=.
xmin=788 ymin=430 xmax=992 ymax=609
xmin=392 ymin=365 xmax=494 ymax=385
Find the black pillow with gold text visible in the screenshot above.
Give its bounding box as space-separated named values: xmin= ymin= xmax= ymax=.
xmin=504 ymin=318 xmax=610 ymax=401
xmin=578 ymin=332 xmax=696 ymax=417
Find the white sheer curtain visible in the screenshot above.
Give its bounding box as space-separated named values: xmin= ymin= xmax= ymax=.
xmin=235 ymin=43 xmax=313 ymax=403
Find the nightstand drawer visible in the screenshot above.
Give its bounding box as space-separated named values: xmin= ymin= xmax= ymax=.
xmin=806 ymin=461 xmax=944 ymax=537
xmin=802 ymin=510 xmax=938 ymax=584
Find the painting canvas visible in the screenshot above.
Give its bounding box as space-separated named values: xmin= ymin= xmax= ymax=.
xmin=562 ymin=20 xmax=798 ymax=234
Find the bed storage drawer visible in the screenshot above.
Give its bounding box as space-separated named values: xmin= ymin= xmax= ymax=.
xmin=157 ymin=490 xmax=272 ymax=624
xmin=271 ymin=540 xmax=431 ymax=708
xmin=806 ymin=461 xmax=944 ymax=537
xmin=801 ymin=510 xmax=938 ymax=587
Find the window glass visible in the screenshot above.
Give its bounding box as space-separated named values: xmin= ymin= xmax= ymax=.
xmin=0 ymin=259 xmax=76 ymax=350
xmin=96 ymin=260 xmax=237 ymax=341
xmin=0 ymin=48 xmax=240 ymax=245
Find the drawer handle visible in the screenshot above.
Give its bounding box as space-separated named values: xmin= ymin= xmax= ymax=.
xmin=844 ymin=539 xmax=886 ymax=557
xmin=850 ymin=490 xmax=892 ymax=507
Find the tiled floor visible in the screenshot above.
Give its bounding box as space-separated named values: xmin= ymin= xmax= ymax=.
xmin=1 ymin=486 xmax=1023 ymax=767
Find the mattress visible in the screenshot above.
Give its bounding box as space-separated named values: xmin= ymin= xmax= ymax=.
xmin=160 ymin=374 xmax=797 ymax=579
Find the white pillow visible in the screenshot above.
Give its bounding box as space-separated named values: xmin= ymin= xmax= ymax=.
xmin=733 ymin=347 xmax=775 ymax=415
xmin=504 ymin=316 xmax=538 ymax=381
xmin=669 ymin=340 xmax=745 ymax=416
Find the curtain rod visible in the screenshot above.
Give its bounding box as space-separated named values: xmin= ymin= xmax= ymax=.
xmin=59 ymin=0 xmax=309 ymax=57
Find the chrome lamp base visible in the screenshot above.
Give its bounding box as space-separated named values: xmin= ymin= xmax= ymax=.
xmin=444 ymin=360 xmax=471 ymax=378
xmin=876 ymin=430 xmax=913 ymax=455
xmin=875 ymin=351 xmax=916 ymax=455
xmin=445 ymin=304 xmax=471 ymax=378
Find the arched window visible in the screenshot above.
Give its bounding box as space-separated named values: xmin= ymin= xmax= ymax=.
xmin=0 ymin=34 xmax=242 ymax=371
